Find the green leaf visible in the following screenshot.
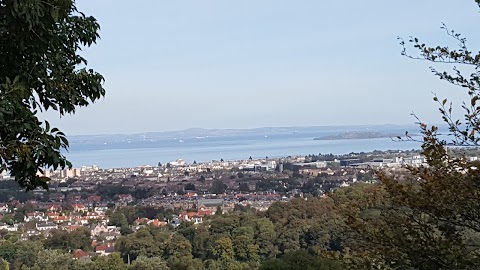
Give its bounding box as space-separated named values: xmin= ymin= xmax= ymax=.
xmin=0 ymin=1 xmax=105 ymax=189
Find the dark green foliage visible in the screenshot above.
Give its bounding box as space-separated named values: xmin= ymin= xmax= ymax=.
xmin=0 ymin=184 xmax=35 ymax=203
xmin=190 ymin=226 xmax=210 ymax=260
xmin=259 ymin=250 xmax=344 ymax=270
xmin=30 ymin=249 xmax=74 ymax=270
xmin=338 ymin=2 xmax=480 ymax=268
xmin=0 ymin=0 xmax=105 ymax=190
xmin=184 ymin=183 xmax=195 ymax=191
xmin=113 ymin=207 xmax=137 ymax=225
xmin=136 ymin=206 xmax=169 ymax=220
xmin=210 ymin=179 xmax=227 ymax=194
xmin=0 ymin=241 xmax=16 ymax=262
xmin=129 ymin=256 xmax=169 ymax=270
xmin=264 ymin=197 xmax=345 ymax=255
xmin=44 ymin=227 xmax=92 ymax=252
xmin=97 ymin=185 xmax=131 ymax=199
xmin=238 ymin=183 xmax=250 ymax=192
xmin=117 ymin=226 xmax=170 ymax=261
xmin=108 ymin=212 xmax=128 ymax=228
xmin=11 ymin=241 xmax=43 ymax=269
xmin=167 ymin=256 xmax=204 ymax=270
xmin=92 ymin=253 xmax=127 ymax=270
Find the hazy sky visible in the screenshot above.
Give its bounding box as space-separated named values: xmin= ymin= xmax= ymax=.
xmin=46 ymin=0 xmax=480 ymax=135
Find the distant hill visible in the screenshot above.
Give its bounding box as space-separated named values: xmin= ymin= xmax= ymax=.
xmin=66 ymin=125 xmax=423 ymax=150
xmin=70 ymin=124 xmax=419 ymax=140
xmin=313 ymin=131 xmax=402 ymax=140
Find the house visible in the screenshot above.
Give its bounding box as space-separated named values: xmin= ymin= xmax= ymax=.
xmin=49 ymin=193 xmax=65 ymax=202
xmin=147 ymin=219 xmax=167 ymax=227
xmin=74 ymin=216 xmax=89 ymax=225
xmin=180 ymin=210 xmax=205 ymax=224
xmin=8 ymin=200 xmax=21 ymax=210
xmin=67 ymin=195 xmax=82 ymax=202
xmin=298 ymin=168 xmax=324 ymax=176
xmin=53 ymin=215 xmax=72 ymax=224
xmin=134 ymin=218 xmax=149 ymax=225
xmin=26 ymin=199 xmax=38 ymax=205
xmin=85 ymin=212 xmax=105 ymax=221
xmin=94 ymin=206 xmax=108 ymax=214
xmin=24 ymin=212 xmax=48 ymax=223
xmin=36 ymin=222 xmax=58 ymax=231
xmin=72 ymin=204 xmax=87 ymax=213
xmin=66 ymin=225 xmax=83 ymax=232
xmin=88 ymin=196 xmax=102 ymax=203
xmin=98 ymin=231 xmax=121 ymax=241
xmin=0 ymin=223 xmax=18 ymax=232
xmin=23 ymin=229 xmax=41 ymax=239
xmin=180 ymin=212 xmax=205 ymax=224
xmin=72 ymin=249 xmax=90 ymax=260
xmin=197 ymin=208 xmax=214 ymax=216
xmin=53 ymin=216 xmax=72 ymax=224
xmin=185 ymin=192 xmax=197 ymax=198
xmin=0 ymin=204 xmax=9 ymax=213
xmin=95 ymin=243 xmax=115 ymax=256
xmin=47 ymin=212 xmax=60 ymax=220
xmin=197 ymin=198 xmax=223 ymax=212
xmin=90 ymin=223 xmax=109 ymax=236
xmin=47 ymin=204 xmax=62 ymax=212
xmin=169 ymin=218 xmax=182 ymax=228
xmin=115 ymin=194 xmax=133 ymax=203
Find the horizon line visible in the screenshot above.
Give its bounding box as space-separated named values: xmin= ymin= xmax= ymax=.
xmin=67 ymin=123 xmax=440 ymax=137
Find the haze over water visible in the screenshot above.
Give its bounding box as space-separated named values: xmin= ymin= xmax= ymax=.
xmin=66 ymin=126 xmax=421 ymax=168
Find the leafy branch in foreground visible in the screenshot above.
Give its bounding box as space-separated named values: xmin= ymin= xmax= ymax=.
xmin=0 ymin=0 xmax=105 ymax=190
xmin=342 ymin=2 xmax=480 ymax=269
xmin=398 ymin=20 xmax=480 ymax=147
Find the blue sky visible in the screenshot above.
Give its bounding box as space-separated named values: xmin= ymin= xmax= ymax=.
xmin=47 ymin=0 xmax=480 ymax=135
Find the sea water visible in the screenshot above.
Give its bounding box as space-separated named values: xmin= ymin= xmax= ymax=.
xmin=65 ymin=133 xmax=421 ymax=168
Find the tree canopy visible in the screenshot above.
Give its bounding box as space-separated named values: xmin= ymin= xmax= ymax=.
xmin=2 ymin=1 xmax=480 ymax=270
xmin=339 ymin=1 xmax=480 ymax=269
xmin=0 ymin=0 xmax=105 ymax=190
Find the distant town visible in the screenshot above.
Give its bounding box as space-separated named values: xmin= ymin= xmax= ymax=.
xmin=0 ymin=148 xmax=477 ymax=258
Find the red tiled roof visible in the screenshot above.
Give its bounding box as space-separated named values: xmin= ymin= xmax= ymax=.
xmin=197 ymin=209 xmax=213 ymax=216
xmin=149 ymin=219 xmax=167 ymax=227
xmin=88 ymin=196 xmax=101 ymax=202
xmin=73 ymin=249 xmax=89 ymax=258
xmin=135 ymin=218 xmax=149 ymax=224
xmin=96 ymin=244 xmax=107 ymax=251
xmin=68 ymin=225 xmax=83 ymax=231
xmin=54 ymin=215 xmax=71 ymax=220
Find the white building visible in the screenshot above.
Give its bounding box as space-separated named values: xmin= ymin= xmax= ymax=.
xmin=36 ymin=223 xmax=58 ymax=231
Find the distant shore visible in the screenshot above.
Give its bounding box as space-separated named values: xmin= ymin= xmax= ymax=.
xmin=313 ymin=131 xmax=403 ymax=141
